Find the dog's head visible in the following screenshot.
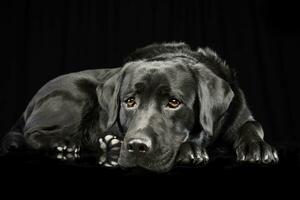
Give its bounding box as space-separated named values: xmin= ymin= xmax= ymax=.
xmin=97 ymin=43 xmax=234 ymax=172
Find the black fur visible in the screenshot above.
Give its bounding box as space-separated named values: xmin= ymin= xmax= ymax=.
xmin=0 ymin=43 xmax=279 ymax=172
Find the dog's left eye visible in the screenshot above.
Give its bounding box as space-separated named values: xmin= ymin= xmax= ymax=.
xmin=125 ymin=97 xmax=136 ymax=108
xmin=166 ymin=98 xmax=181 ymax=109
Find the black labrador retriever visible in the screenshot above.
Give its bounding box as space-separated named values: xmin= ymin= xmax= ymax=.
xmin=1 ymin=42 xmax=279 ymax=172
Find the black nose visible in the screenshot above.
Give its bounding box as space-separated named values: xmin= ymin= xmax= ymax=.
xmin=127 ymin=139 xmax=151 ymax=153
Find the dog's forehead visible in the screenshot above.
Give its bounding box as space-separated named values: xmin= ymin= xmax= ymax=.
xmin=128 ymin=60 xmax=191 ymax=81
xmin=121 ymin=60 xmax=196 ymax=96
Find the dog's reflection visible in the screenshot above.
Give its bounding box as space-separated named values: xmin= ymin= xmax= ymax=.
xmin=54 ymin=134 xmax=122 ymax=168
xmin=98 ymin=149 xmax=119 ymax=168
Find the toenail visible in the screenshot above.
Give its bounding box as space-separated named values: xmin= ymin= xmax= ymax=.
xmin=57 ymin=154 xmax=63 ymax=159
xmin=57 ymin=146 xmax=63 ymax=151
xmin=104 ymin=135 xmax=114 ymax=142
xmin=111 ymin=139 xmax=120 ymax=146
xmin=110 ymin=161 xmax=118 ymax=166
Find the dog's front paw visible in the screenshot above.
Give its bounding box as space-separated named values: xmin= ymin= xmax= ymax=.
xmin=54 ymin=147 xmax=80 ymax=160
xmin=98 ymin=151 xmax=119 ymax=168
xmin=56 ymin=151 xmax=80 ymax=160
xmin=235 ymin=140 xmax=279 ymax=164
xmin=98 ymin=135 xmax=122 ymax=152
xmin=176 ymin=142 xmax=209 ymax=165
xmin=98 ymin=135 xmax=121 ymax=168
xmin=51 ymin=142 xmax=80 ymax=161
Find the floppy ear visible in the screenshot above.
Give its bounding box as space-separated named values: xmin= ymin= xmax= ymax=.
xmin=192 ymin=64 xmax=234 ymax=137
xmin=96 ymin=71 xmax=123 ymax=131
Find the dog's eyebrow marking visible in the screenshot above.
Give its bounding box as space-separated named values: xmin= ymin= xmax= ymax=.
xmin=167 ymin=88 xmax=186 ymax=99
xmin=121 ymin=82 xmax=146 ymax=98
xmin=134 ymin=82 xmax=146 ymax=93
xmin=157 ymin=85 xmax=171 ymax=94
xmin=155 ymin=84 xmax=186 ymax=101
xmin=122 ymin=91 xmax=136 ymax=100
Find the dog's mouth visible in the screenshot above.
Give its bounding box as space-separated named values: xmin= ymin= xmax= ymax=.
xmin=137 ymin=150 xmax=177 ymax=173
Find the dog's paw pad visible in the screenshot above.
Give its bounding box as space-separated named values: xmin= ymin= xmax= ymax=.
xmin=98 ymin=135 xmax=122 ymax=151
xmin=56 ymin=152 xmax=80 ymax=160
xmin=56 ymin=153 xmax=65 ymax=160
xmin=56 ymin=146 xmax=67 ymax=152
xmin=67 ymin=146 xmax=77 ymax=153
xmin=53 ymin=141 xmax=80 ymax=153
xmin=102 ymin=161 xmax=118 ymax=168
xmin=98 ymin=153 xmax=106 ymax=165
xmin=56 ymin=145 xmax=80 ymax=153
xmin=54 ymin=144 xmax=80 ymax=161
xmin=110 ymin=138 xmax=120 ymax=146
xmin=104 ymin=135 xmax=114 ymax=141
xmin=98 ymin=153 xmax=119 ymax=168
xmin=99 ymin=138 xmax=107 ymax=149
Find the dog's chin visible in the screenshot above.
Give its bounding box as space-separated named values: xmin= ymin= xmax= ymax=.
xmin=118 ymin=150 xmax=177 ymax=173
xmin=139 ymin=151 xmax=177 ymax=173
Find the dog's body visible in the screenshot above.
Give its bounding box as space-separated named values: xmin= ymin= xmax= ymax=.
xmin=1 ymin=43 xmax=278 ymax=172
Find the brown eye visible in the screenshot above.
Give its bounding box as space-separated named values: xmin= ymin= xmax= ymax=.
xmin=125 ymin=97 xmax=136 ymax=108
xmin=166 ymin=98 xmax=181 ymax=109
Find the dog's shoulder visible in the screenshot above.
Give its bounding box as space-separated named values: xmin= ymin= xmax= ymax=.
xmin=26 ymin=68 xmax=121 ymax=108
xmin=125 ymin=42 xmax=192 ymax=62
xmin=196 ymin=47 xmax=236 ymax=83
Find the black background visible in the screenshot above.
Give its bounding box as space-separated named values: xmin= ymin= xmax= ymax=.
xmin=1 ymin=0 xmax=300 ymax=179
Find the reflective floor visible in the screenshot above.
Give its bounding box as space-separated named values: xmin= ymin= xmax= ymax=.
xmin=0 ymin=144 xmax=299 ymax=177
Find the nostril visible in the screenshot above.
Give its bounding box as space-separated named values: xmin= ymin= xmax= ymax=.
xmin=127 ymin=139 xmax=151 ymax=153
xmin=138 ymin=144 xmax=148 ymax=153
xmin=127 ymin=143 xmax=134 ymax=152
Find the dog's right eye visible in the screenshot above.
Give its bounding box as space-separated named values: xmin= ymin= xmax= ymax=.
xmin=166 ymin=98 xmax=181 ymax=109
xmin=125 ymin=97 xmax=136 ymax=108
